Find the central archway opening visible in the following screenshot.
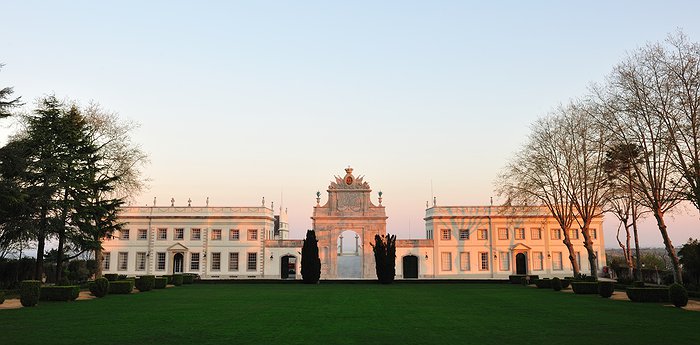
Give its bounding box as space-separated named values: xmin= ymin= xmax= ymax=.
xmin=280 ymin=255 xmax=297 ymax=279
xmin=516 ymin=253 xmax=527 ymax=275
xmin=173 ymin=253 xmax=184 ymax=274
xmin=336 ymin=230 xmax=361 ymax=278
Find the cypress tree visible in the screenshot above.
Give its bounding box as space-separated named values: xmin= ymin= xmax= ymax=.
xmin=371 ymin=233 xmax=396 ymax=284
xmin=301 ymin=230 xmax=321 ymax=284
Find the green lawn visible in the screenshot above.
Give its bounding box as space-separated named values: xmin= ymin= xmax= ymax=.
xmin=0 ymin=283 xmax=698 ymax=344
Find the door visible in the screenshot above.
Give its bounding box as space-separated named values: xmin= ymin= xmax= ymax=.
xmin=281 ymin=255 xmax=296 ymax=279
xmin=516 ymin=253 xmax=527 ymax=275
xmin=403 ymin=255 xmax=418 ymax=279
xmin=173 ymin=253 xmax=184 ymax=274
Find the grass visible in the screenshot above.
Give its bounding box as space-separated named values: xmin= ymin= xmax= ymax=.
xmin=1 ymin=283 xmax=698 ymax=345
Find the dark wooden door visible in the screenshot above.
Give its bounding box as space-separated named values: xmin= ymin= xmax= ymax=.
xmin=516 ymin=253 xmax=527 ymax=275
xmin=403 ymin=255 xmax=418 ymax=279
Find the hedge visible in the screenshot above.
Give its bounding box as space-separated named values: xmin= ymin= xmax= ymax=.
xmin=20 ymin=280 xmax=41 ymax=307
xmin=552 ymin=277 xmax=562 ymax=291
xmin=171 ymin=274 xmax=183 ymax=286
xmin=135 ymin=275 xmax=155 ymax=292
xmin=626 ymin=287 xmax=670 ymax=303
xmin=89 ymin=278 xmax=109 ymax=297
xmin=183 ymin=274 xmax=195 ymax=284
xmin=108 ymin=280 xmax=134 ymax=294
xmin=0 ymin=291 xmax=5 ymax=304
xmin=40 ymin=286 xmax=80 ymax=301
xmin=561 ymin=279 xmax=571 ymax=289
xmin=154 ymin=277 xmax=168 ymax=289
xmin=104 ymin=274 xmax=119 ymax=281
xmin=598 ymin=281 xmax=614 ymax=298
xmin=162 ymin=275 xmax=172 ymax=284
xmin=571 ymin=282 xmax=598 ymax=294
xmin=534 ymin=279 xmax=552 ymax=289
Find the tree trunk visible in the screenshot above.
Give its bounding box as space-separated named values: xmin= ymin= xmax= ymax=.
xmin=562 ymin=228 xmax=579 ymax=275
xmin=55 ymin=189 xmax=70 ymax=283
xmin=580 ymin=220 xmax=598 ymax=278
xmin=631 ymin=203 xmax=642 ymax=282
xmin=34 ymin=204 xmax=47 ymax=281
xmin=95 ymin=248 xmax=103 ymax=279
xmin=653 ymin=209 xmax=682 ymax=283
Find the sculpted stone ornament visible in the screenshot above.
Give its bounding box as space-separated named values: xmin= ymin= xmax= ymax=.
xmin=328 ymin=167 xmax=370 ymax=190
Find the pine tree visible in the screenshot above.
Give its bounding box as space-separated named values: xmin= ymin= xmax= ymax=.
xmin=301 ymin=230 xmax=321 ymax=284
xmin=0 ymin=63 xmax=21 ymax=118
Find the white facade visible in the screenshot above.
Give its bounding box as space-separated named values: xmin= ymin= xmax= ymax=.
xmin=102 ymin=168 xmax=605 ymax=280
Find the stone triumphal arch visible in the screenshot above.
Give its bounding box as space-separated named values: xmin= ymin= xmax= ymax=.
xmin=312 ymin=167 xmax=387 ymax=279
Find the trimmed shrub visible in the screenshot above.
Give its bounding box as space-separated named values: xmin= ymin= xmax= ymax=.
xmin=104 ymin=274 xmax=119 ymax=281
xmin=626 ymin=288 xmax=670 ymax=302
xmin=171 ymin=274 xmax=184 ymax=286
xmin=598 ymin=281 xmax=614 ymax=298
xmin=108 ymin=280 xmax=134 ymax=294
xmin=182 ymin=274 xmax=195 ymax=284
xmin=40 ymin=286 xmax=80 ymax=301
xmin=135 ymin=275 xmax=155 ymax=292
xmin=20 ymin=280 xmax=41 ymax=307
xmin=154 ymin=277 xmax=168 ymax=289
xmin=561 ymin=279 xmax=571 ymax=289
xmin=0 ymin=291 xmax=5 ymax=304
xmin=552 ymin=277 xmax=562 ymax=291
xmin=669 ymin=283 xmax=688 ymax=308
xmin=535 ymin=279 xmax=552 ymax=289
xmin=572 ymin=282 xmax=599 ymax=294
xmin=633 ymin=281 xmax=645 ymax=288
xmin=509 ymin=275 xmax=539 ymax=285
xmin=117 ymin=274 xmax=127 ymax=280
xmin=89 ymin=278 xmax=109 ymax=297
xmin=162 ymin=275 xmax=172 ymax=284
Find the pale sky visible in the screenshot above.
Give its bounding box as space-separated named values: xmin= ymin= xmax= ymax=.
xmin=2 ymin=1 xmax=700 ymax=248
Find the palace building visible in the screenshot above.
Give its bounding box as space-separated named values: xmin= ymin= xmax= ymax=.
xmin=101 ymin=168 xmax=605 ymax=280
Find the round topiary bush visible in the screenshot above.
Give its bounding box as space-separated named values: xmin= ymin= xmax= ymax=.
xmin=154 ymin=277 xmax=167 ymax=289
xmin=598 ymin=281 xmax=614 ymax=298
xmin=89 ymin=277 xmax=109 ymax=297
xmin=20 ymin=280 xmax=41 ymax=307
xmin=669 ymin=283 xmax=688 ymax=308
xmin=552 ymin=277 xmax=562 ymax=291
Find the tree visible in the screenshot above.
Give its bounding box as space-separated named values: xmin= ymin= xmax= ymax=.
xmin=370 ymin=233 xmax=396 ymax=284
xmin=679 ymin=238 xmax=700 ymax=288
xmin=301 ymin=230 xmax=321 ymax=284
xmin=497 ymin=115 xmax=580 ymax=275
xmin=603 ymin=143 xmax=646 ymax=280
xmin=594 ymin=38 xmax=686 ymax=283
xmin=0 ymin=63 xmax=21 ymax=118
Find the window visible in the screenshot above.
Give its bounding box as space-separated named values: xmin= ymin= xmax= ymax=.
xmin=229 ymin=229 xmax=240 ymax=241
xmin=569 ymin=229 xmax=579 ymax=240
xmin=174 ymin=228 xmax=184 ymax=240
xmin=211 ymin=252 xmax=221 ymax=270
xmin=498 ymin=228 xmax=509 ymax=240
xmin=500 ymin=252 xmax=510 ymax=271
xmin=247 ymin=252 xmax=257 ymax=271
xmin=576 ymin=251 xmax=582 ymax=270
xmin=514 ymin=228 xmax=525 ymax=240
xmin=157 ymin=228 xmax=167 ymax=240
xmin=441 ymin=229 xmax=451 ymax=240
xmin=591 ymin=228 xmax=597 ymax=239
xmin=441 ymin=252 xmax=452 ymax=271
xmin=191 ymin=228 xmax=201 ymax=240
xmin=137 ymin=229 xmax=147 ymax=240
xmin=190 ymin=253 xmax=200 ymax=271
xmin=118 ymin=252 xmax=128 ymax=271
xmin=553 ymin=252 xmax=563 ymax=270
xmin=460 ymin=252 xmax=470 ymax=271
xmin=103 ymin=252 xmax=111 ymax=270
xmin=136 ymin=252 xmax=146 ymax=271
xmin=248 ymin=229 xmax=258 ymax=241
xmin=459 ymin=229 xmax=469 ymax=240
xmin=479 ymin=252 xmax=489 ymax=271
xmin=531 ymin=228 xmax=542 ymax=240
xmin=229 ymin=252 xmax=239 ymax=271
xmin=551 ymin=229 xmax=562 ymax=240
xmin=211 ymin=229 xmax=222 ymax=240
xmin=477 ymin=229 xmax=488 ymax=240
xmin=533 ymin=252 xmax=543 ymax=271
xmin=156 ymin=252 xmax=166 ymax=271
xmin=121 ymin=229 xmax=130 ymax=240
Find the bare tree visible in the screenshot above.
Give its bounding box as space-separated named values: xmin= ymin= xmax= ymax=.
xmin=560 ymin=102 xmax=610 ymax=277
xmin=593 ymin=40 xmax=686 ymax=283
xmin=497 ymin=115 xmax=580 ymax=276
